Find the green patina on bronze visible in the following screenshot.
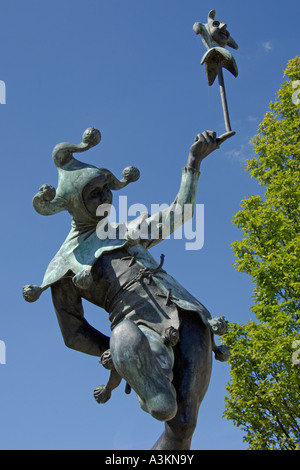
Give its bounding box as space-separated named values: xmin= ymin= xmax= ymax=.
xmin=193 ymin=9 xmax=239 ymax=86
xmin=193 ymin=9 xmax=239 ymax=133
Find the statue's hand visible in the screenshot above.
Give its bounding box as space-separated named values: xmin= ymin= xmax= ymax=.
xmin=189 ymin=130 xmax=235 ymax=162
xmin=37 ymin=184 xmax=56 ymax=201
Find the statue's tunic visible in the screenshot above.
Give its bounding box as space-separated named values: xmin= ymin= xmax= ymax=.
xmin=87 ymin=247 xmax=179 ymax=335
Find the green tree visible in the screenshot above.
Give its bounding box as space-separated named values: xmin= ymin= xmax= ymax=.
xmin=222 ymin=57 xmax=300 ymax=450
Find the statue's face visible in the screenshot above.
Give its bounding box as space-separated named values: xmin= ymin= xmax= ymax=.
xmin=209 ymin=20 xmax=230 ymax=47
xmin=82 ymin=175 xmax=113 ymax=219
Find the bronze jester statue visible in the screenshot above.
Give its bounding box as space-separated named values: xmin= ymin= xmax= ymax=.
xmin=23 ymin=126 xmax=232 ymax=450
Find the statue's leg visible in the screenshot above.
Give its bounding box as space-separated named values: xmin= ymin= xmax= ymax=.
xmin=110 ymin=318 xmax=178 ymax=422
xmin=151 ymin=311 xmax=213 ymax=450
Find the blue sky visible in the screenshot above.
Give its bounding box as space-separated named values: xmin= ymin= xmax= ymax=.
xmin=0 ymin=0 xmax=299 ymax=450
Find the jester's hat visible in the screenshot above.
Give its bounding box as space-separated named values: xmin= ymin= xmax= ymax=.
xmin=33 ymin=127 xmax=140 ymax=223
xmin=23 ymin=127 xmax=140 ymax=304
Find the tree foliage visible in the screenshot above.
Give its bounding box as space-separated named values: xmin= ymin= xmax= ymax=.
xmin=222 ymin=57 xmax=300 ymax=450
